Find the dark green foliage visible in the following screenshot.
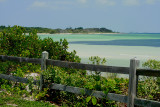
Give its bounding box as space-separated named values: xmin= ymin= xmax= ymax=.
xmin=1 ymin=25 xmax=159 ymax=106
xmin=140 ymin=59 xmax=160 ymax=101
xmin=42 ymin=64 xmax=129 ymax=106
xmin=143 ymin=59 xmax=160 ymax=70
xmin=142 ymin=59 xmax=160 ymax=87
xmin=0 ymin=25 xmax=120 ymax=106
xmin=0 ymin=92 xmax=54 ymax=107
xmin=0 ymin=25 xmax=114 ymax=34
xmin=0 ymin=25 xmax=80 ymax=62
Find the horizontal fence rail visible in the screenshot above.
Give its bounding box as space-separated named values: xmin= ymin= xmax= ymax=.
xmin=50 ymin=83 xmax=160 ymax=107
xmin=135 ymin=98 xmax=160 ymax=107
xmin=0 ymin=53 xmax=160 ymax=107
xmin=137 ymin=69 xmax=160 ymax=77
xmin=0 ymin=55 xmax=41 ymax=64
xmin=50 ymin=83 xmax=128 ymax=103
xmin=1 ymin=55 xmax=160 ymax=76
xmin=0 ymin=74 xmax=38 ymax=85
xmin=46 ymin=59 xmax=130 ymax=74
xmin=0 ymin=74 xmax=159 ymax=107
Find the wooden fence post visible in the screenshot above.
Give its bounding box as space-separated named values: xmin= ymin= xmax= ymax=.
xmin=128 ymin=58 xmax=140 ymax=107
xmin=40 ymin=51 xmax=48 ymax=91
xmin=2 ymin=55 xmax=5 ymax=62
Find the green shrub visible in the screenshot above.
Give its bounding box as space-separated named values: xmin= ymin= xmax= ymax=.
xmin=143 ymin=59 xmax=160 ymax=70
xmin=136 ymin=59 xmax=160 ymax=101
xmin=0 ymin=25 xmax=80 ymax=62
xmin=0 ymin=25 xmax=81 ymax=105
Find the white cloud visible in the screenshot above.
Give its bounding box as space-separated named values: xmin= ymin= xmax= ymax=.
xmin=0 ymin=0 xmax=6 ymax=2
xmin=146 ymin=0 xmax=156 ymax=4
xmin=29 ymin=1 xmax=75 ymax=10
xmin=123 ymin=0 xmax=140 ymax=6
xmin=96 ymin=0 xmax=116 ymax=6
xmin=78 ymin=0 xmax=87 ymax=4
xmin=28 ymin=0 xmax=160 ymax=11
xmin=31 ymin=1 xmax=47 ymax=8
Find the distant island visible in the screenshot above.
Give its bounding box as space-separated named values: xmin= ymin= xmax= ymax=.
xmin=0 ymin=25 xmax=116 ymax=34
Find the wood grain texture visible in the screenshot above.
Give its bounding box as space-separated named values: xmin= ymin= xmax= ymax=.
xmin=0 ymin=55 xmax=41 ymax=64
xmin=135 ymin=98 xmax=160 ymax=107
xmin=0 ymin=55 xmax=160 ymax=77
xmin=40 ymin=51 xmax=48 ymax=91
xmin=0 ymin=74 xmax=38 ymax=85
xmin=1 ymin=54 xmax=160 ymax=107
xmin=0 ymin=73 xmax=159 ymax=107
xmin=50 ymin=83 xmax=160 ymax=106
xmin=137 ymin=69 xmax=160 ymax=77
xmin=50 ymin=83 xmax=128 ymax=103
xmin=46 ymin=59 xmax=130 ymax=74
xmin=128 ymin=58 xmax=140 ymax=107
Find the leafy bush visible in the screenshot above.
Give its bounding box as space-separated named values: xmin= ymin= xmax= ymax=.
xmin=1 ymin=26 xmax=159 ymax=106
xmin=142 ymin=59 xmax=160 ymax=88
xmin=42 ymin=65 xmax=129 ymax=106
xmin=0 ymin=25 xmax=80 ymax=62
xmin=0 ymin=25 xmax=81 ymax=105
xmin=136 ymin=59 xmax=160 ymax=101
xmin=0 ymin=25 xmax=81 ymax=83
xmin=143 ymin=59 xmax=160 ymax=70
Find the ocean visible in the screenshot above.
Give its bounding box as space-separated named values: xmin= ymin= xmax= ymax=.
xmin=39 ymin=33 xmax=160 ymax=68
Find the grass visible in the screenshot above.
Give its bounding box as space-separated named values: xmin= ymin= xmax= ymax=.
xmin=0 ymin=92 xmax=57 ymax=107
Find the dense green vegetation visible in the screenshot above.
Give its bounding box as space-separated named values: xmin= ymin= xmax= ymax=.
xmin=0 ymin=25 xmax=159 ymax=106
xmin=0 ymin=25 xmax=114 ymax=34
xmin=0 ymin=92 xmax=56 ymax=107
xmin=0 ymin=25 xmax=80 ymax=62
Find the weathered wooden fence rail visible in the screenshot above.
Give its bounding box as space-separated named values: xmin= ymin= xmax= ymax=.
xmin=0 ymin=52 xmax=160 ymax=107
xmin=1 ymin=54 xmax=159 ymax=76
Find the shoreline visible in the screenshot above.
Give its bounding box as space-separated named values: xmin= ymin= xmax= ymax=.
xmin=37 ymin=32 xmax=122 ymax=35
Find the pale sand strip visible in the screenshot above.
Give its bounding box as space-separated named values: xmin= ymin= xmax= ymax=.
xmin=37 ymin=33 xmax=121 ymax=35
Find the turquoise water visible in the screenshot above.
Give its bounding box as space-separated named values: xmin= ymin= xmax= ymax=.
xmin=40 ymin=33 xmax=160 ymax=41
xmin=39 ymin=33 xmax=160 ymax=68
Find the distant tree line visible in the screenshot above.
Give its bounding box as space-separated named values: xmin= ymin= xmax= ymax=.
xmin=0 ymin=25 xmax=114 ymax=34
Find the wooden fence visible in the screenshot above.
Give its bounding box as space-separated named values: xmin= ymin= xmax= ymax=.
xmin=0 ymin=51 xmax=160 ymax=107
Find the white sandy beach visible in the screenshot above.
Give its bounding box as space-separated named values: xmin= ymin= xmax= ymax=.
xmin=38 ymin=33 xmax=160 ymax=67
xmin=37 ymin=32 xmax=121 ymax=35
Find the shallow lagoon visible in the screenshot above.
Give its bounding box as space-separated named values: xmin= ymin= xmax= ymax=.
xmin=39 ymin=33 xmax=160 ymax=68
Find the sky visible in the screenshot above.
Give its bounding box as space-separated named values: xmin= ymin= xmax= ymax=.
xmin=0 ymin=0 xmax=160 ymax=33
